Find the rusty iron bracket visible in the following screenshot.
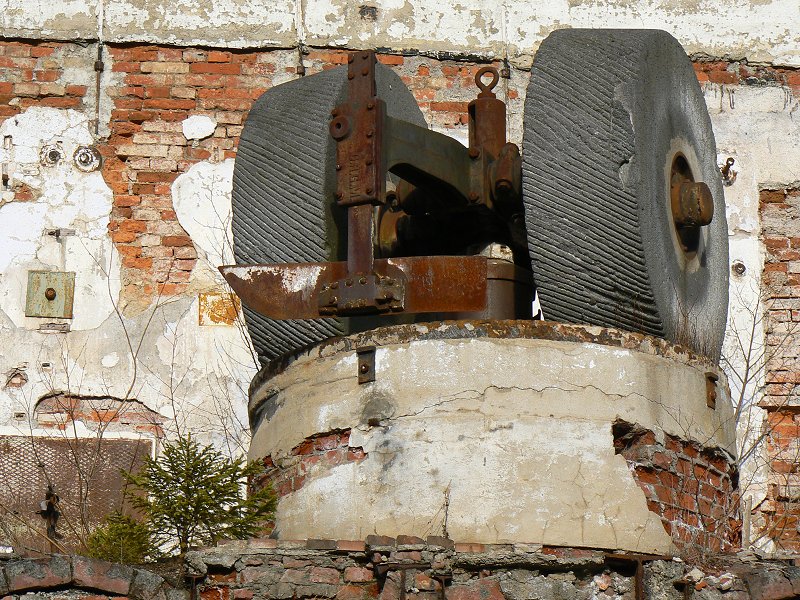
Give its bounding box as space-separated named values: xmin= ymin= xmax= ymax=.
xmin=318 ymin=272 xmax=404 ymax=316
xmin=705 ymin=371 xmax=719 ymax=408
xmin=220 ymin=256 xmax=489 ymax=320
xmin=357 ymin=346 xmax=376 ymax=383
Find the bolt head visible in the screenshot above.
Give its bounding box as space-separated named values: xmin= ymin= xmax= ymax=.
xmin=675 ymin=181 xmax=714 ymax=227
xmin=44 ymin=288 xmax=56 ymax=301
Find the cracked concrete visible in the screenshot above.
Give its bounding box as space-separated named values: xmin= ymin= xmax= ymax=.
xmin=248 ymin=322 xmax=734 ymax=552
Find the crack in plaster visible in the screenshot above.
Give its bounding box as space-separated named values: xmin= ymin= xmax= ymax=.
xmin=388 ymin=383 xmax=651 ymax=421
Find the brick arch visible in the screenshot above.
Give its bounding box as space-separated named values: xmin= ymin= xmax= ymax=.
xmin=34 ymin=393 xmax=165 ymax=438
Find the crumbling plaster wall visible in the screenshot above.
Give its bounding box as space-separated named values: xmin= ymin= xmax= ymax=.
xmin=2 ymin=0 xmax=798 ymax=67
xmin=0 ymin=0 xmax=798 ymax=549
xmin=0 ymin=102 xmax=255 ymax=452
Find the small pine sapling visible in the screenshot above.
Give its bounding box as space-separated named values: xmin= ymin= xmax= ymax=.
xmin=124 ymin=434 xmax=276 ymax=555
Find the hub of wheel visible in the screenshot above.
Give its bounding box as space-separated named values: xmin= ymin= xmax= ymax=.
xmin=669 ymin=153 xmax=714 ymax=255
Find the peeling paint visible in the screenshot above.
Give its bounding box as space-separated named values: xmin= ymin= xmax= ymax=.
xmin=1 ymin=1 xmax=798 ymax=67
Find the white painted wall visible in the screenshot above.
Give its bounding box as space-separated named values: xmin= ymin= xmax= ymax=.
xmin=1 ymin=0 xmax=798 ymax=66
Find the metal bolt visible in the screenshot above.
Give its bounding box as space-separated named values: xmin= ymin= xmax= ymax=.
xmin=345 ymin=279 xmax=353 ymax=287
xmin=367 ymin=102 xmax=375 ymax=110
xmin=468 ymin=148 xmax=480 ymax=159
xmin=469 ymin=192 xmax=480 ymax=203
xmin=359 ymin=276 xmax=367 ymax=284
xmin=45 ymin=288 xmax=56 ymax=301
xmin=360 ymin=363 xmax=369 ymax=374
xmin=732 ymin=260 xmax=746 ymax=276
xmin=495 ymin=180 xmax=512 ymax=194
xmin=674 ymin=181 xmax=714 ymax=228
xmin=336 ymin=164 xmax=342 ymax=170
xmin=330 ymin=296 xmax=338 ymax=304
xmin=362 ymin=67 xmax=369 ymax=76
xmin=331 ymin=281 xmax=339 ymax=289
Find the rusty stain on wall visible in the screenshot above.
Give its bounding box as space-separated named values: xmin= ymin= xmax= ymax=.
xmin=199 ymin=291 xmax=241 ymax=326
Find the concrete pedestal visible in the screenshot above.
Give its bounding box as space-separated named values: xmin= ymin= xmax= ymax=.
xmin=248 ymin=321 xmax=736 ymax=555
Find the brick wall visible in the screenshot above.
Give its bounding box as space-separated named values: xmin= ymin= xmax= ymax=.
xmin=103 ymin=45 xmax=294 ymax=304
xmin=693 ymin=60 xmax=800 ymax=91
xmin=0 ymin=41 xmax=89 ymax=118
xmin=189 ymin=536 xmax=795 ymax=599
xmin=757 ymin=187 xmax=800 ymax=551
xmin=613 ymin=421 xmax=739 ymax=557
xmin=0 ymin=41 xmax=500 ymax=309
xmin=254 ymin=429 xmax=366 ymax=499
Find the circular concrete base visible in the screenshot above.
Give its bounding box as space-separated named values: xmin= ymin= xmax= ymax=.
xmin=248 ymin=321 xmax=736 ymax=554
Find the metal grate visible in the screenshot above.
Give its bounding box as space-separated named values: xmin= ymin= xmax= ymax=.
xmin=0 ymin=435 xmax=153 ymax=554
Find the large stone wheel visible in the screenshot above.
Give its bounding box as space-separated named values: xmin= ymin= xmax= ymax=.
xmin=522 ymin=29 xmax=728 ymax=360
xmin=232 ymin=64 xmax=426 ymax=364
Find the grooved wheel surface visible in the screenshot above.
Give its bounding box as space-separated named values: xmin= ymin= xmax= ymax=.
xmin=232 ymin=64 xmax=426 ymax=364
xmin=522 ymin=29 xmax=729 ymax=360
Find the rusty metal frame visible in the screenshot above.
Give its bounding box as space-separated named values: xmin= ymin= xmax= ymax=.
xmin=221 ymin=49 xmax=526 ymax=322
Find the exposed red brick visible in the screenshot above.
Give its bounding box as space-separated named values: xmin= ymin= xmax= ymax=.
xmin=447 ymin=578 xmax=504 ymax=600
xmin=162 ymin=235 xmax=193 ymax=247
xmin=344 ymin=567 xmax=373 ymax=583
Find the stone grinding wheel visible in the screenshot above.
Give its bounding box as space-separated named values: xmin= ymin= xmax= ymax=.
xmin=232 ymin=64 xmax=427 ymax=364
xmin=521 ymin=29 xmax=729 ymax=360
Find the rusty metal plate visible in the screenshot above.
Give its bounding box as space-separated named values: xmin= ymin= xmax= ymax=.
xmin=220 ymin=256 xmax=488 ymax=320
xmin=25 ymin=271 xmax=75 ymax=319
